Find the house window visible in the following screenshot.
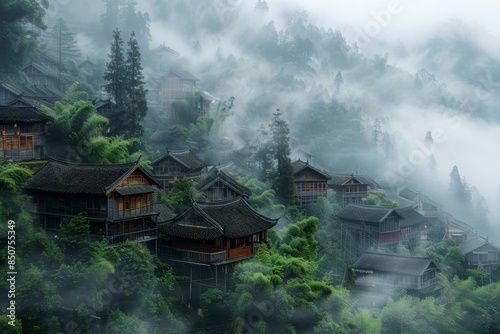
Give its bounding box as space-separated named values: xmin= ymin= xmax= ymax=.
xmin=124 ymin=199 xmax=130 ymax=210
xmin=231 ymin=238 xmax=246 ymax=248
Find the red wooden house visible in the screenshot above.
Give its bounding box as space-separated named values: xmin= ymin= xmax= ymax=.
xmin=158 ymin=197 xmax=278 ymax=265
xmin=0 ymin=106 xmax=52 ymax=161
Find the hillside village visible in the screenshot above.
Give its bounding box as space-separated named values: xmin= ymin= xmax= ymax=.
xmin=1 ymin=1 xmax=500 ymax=333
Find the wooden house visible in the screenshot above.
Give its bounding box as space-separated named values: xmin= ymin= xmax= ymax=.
xmin=0 ymin=82 xmax=62 ymax=106
xmin=292 ymin=159 xmax=330 ymax=215
xmin=23 ymin=159 xmax=163 ymax=252
xmin=196 ymin=167 xmax=251 ymax=202
xmin=328 ymin=173 xmax=370 ymax=207
xmin=22 ymin=62 xmax=61 ymax=90
xmin=352 ymin=252 xmax=441 ymax=300
xmin=460 ymin=236 xmax=500 ymax=277
xmin=150 ymin=44 xmax=180 ymax=72
xmin=157 ymin=197 xmax=278 ymax=303
xmin=160 ymin=70 xmax=199 ymax=120
xmin=0 ymin=106 xmax=52 ymax=161
xmin=94 ymin=98 xmax=116 ymax=119
xmin=336 ymin=204 xmax=406 ymax=254
xmin=158 ymin=197 xmax=277 ymax=265
xmin=152 ymin=149 xmax=207 ymax=190
xmin=398 ymin=187 xmax=444 ymax=218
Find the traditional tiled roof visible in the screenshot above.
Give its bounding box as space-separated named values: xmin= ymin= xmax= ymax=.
xmin=115 ymin=184 xmax=158 ymax=196
xmin=336 ymin=204 xmax=403 ymax=223
xmin=160 ymin=198 xmax=278 ymax=240
xmin=353 ymin=252 xmax=437 ymax=276
xmin=22 ymin=62 xmax=58 ymax=79
xmin=399 ymin=187 xmax=419 ymax=201
xmin=217 ymin=161 xmax=255 ymax=178
xmin=328 ymin=172 xmax=371 ymax=186
xmin=151 ymin=44 xmax=180 ymax=57
xmin=23 ymin=159 xmax=158 ymax=195
xmin=154 ymin=202 xmax=176 ymax=223
xmin=152 ymin=150 xmax=207 ymax=171
xmin=94 ymin=98 xmax=115 ymax=110
xmin=8 ymin=96 xmax=57 ymax=110
xmin=459 ymin=236 xmax=500 ymax=254
xmin=168 ymin=70 xmax=199 ymax=82
xmin=292 ymin=159 xmax=331 ymax=180
xmin=0 ymin=106 xmax=52 ymax=123
xmin=395 ymin=206 xmax=427 ymax=228
xmin=0 ymin=82 xmax=63 ymax=99
xmin=397 ymin=187 xmax=445 ymax=210
xmin=196 ymin=167 xmax=252 ymax=197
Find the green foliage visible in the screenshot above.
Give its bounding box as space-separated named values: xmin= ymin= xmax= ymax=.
xmin=166 ymin=178 xmax=201 ymax=213
xmin=113 ymin=241 xmax=157 ymax=307
xmin=256 ymin=111 xmax=296 ymax=206
xmin=379 ymin=296 xmax=448 ymax=334
xmin=17 ymin=265 xmax=61 ymax=332
xmin=124 ymin=32 xmax=148 ymax=138
xmin=0 ymin=0 xmax=46 ymax=78
xmin=105 ymin=309 xmax=148 ymax=334
xmin=427 ymin=240 xmax=467 ymax=280
xmin=366 ymin=189 xmax=399 ymax=207
xmin=0 ymin=164 xmax=32 ymax=220
xmin=57 ymin=213 xmax=91 ymax=259
xmin=43 ymin=100 xmax=144 ymax=163
xmin=104 ymin=29 xmax=148 ymax=138
xmin=280 ymin=216 xmax=319 ymax=262
xmin=199 ymin=289 xmax=233 ymax=334
xmin=0 ymin=316 xmax=22 ymax=333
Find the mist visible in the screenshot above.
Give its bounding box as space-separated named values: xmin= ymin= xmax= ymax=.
xmin=46 ymin=0 xmax=500 ymax=242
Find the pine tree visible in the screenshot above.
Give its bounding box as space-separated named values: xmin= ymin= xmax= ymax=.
xmin=269 ymin=110 xmax=296 ymax=206
xmin=334 ymin=71 xmax=344 ymax=91
xmin=103 ymin=28 xmax=127 ymax=136
xmin=425 ymin=130 xmax=437 ymax=171
xmin=372 ymin=117 xmax=382 ymax=149
xmin=125 ymin=32 xmax=148 ymax=138
xmin=43 ymin=18 xmax=81 ymax=68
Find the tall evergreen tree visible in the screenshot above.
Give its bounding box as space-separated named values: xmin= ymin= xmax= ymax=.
xmin=269 ymin=110 xmax=296 ymax=206
xmin=103 ymin=28 xmax=127 ymax=136
xmin=43 ymin=18 xmax=82 ymax=68
xmin=125 ymin=32 xmax=148 ymax=138
xmin=425 ymin=130 xmax=437 ymax=171
xmin=449 ymin=165 xmax=471 ymax=210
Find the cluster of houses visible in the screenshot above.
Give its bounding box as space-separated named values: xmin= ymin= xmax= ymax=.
xmin=2 ymin=50 xmax=499 ymax=306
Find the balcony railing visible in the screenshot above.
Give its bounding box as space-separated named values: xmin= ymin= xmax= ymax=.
xmin=27 ymin=205 xmax=107 ymax=219
xmin=28 ymin=204 xmax=156 ymax=220
xmin=108 ymin=229 xmax=157 ymax=245
xmin=158 ymin=246 xmax=227 ymax=263
xmin=110 ymin=207 xmax=154 ymax=219
xmin=420 ymin=277 xmax=436 ymax=289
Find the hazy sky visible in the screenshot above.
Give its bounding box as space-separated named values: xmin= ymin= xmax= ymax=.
xmin=132 ymin=0 xmax=500 ymax=239
xmin=285 ymin=0 xmax=500 ymax=40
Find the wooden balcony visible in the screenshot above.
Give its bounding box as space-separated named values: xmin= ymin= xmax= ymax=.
xmin=110 ymin=206 xmax=156 ymax=220
xmin=228 ymin=245 xmax=253 ymax=259
xmin=108 ymin=229 xmax=157 ymax=245
xmin=158 ymin=246 xmax=227 ymax=264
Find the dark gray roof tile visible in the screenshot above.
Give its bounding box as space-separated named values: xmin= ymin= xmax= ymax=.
xmin=353 ymin=252 xmax=436 ymax=276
